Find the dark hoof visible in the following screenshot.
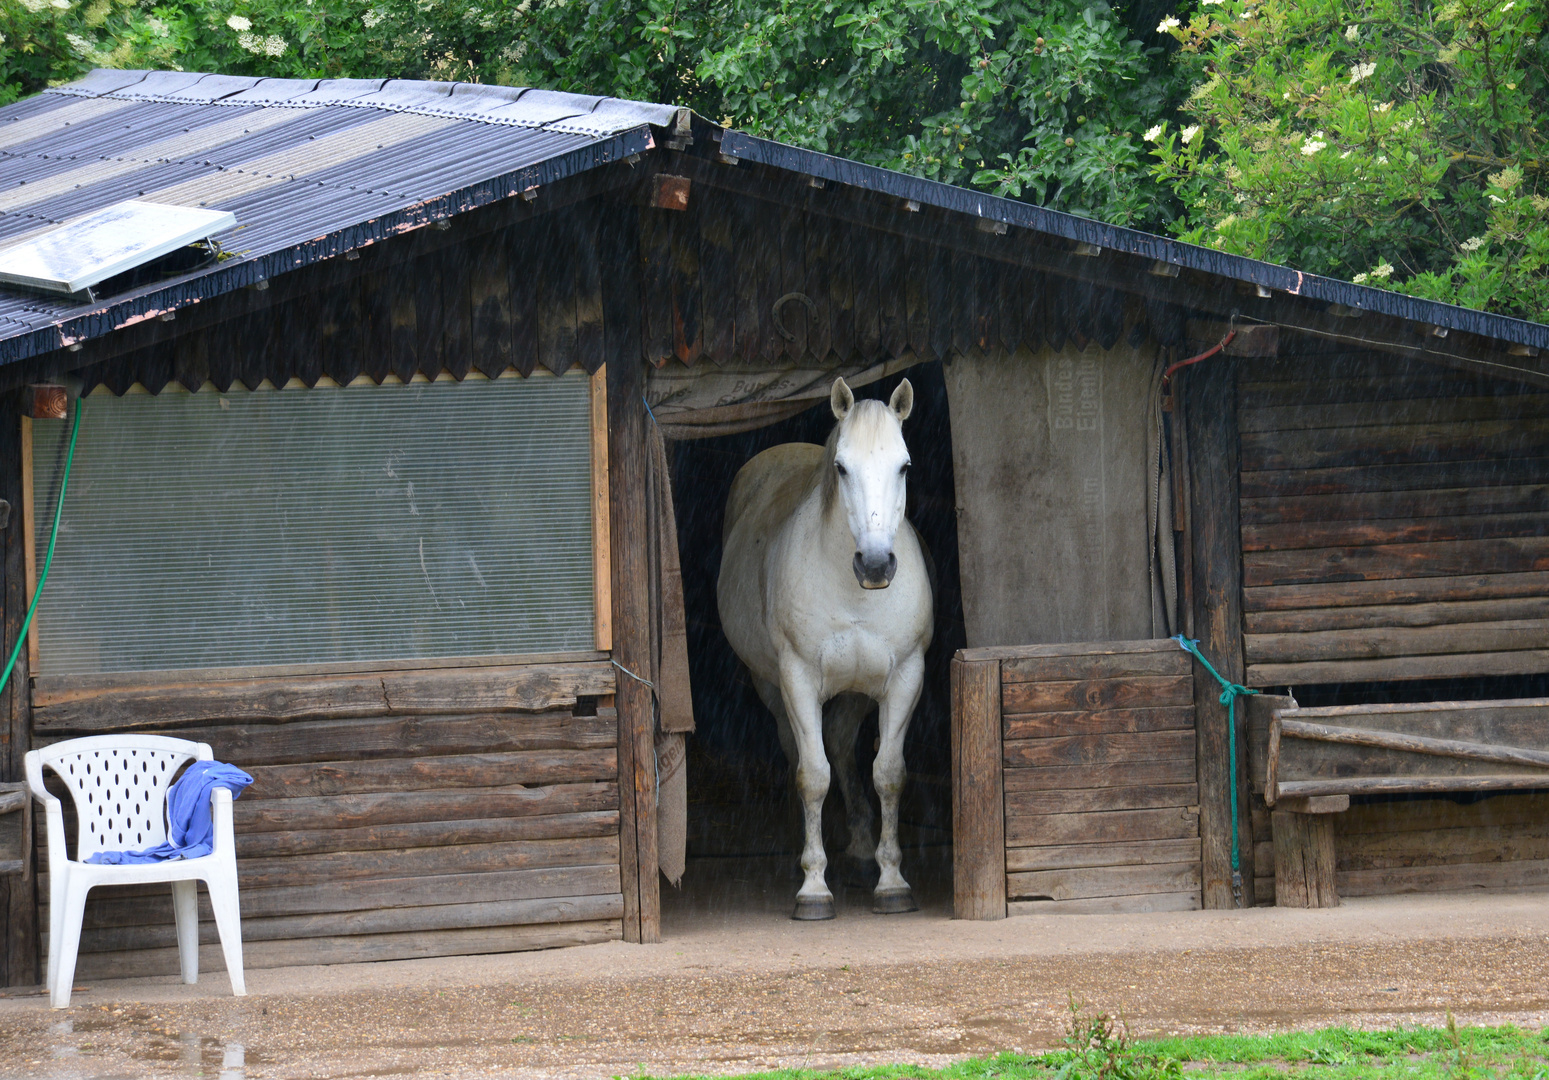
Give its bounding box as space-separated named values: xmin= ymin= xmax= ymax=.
xmin=792 ymin=895 xmax=836 ymax=921
xmin=872 ymin=887 xmax=918 ymax=914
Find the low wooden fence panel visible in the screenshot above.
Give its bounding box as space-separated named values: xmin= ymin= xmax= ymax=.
xmin=952 ymin=640 xmax=1203 ymax=918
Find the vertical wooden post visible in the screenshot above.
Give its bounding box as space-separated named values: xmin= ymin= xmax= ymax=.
xmin=1271 ymin=811 xmax=1338 ymax=907
xmin=603 ymin=203 xmax=660 ymax=944
xmin=952 ymin=655 xmax=1005 ymax=920
xmin=590 ymin=367 xmax=612 ymax=653
xmin=1183 ymin=360 xmax=1253 ymax=910
xmin=1 ymin=397 xmax=37 ymax=986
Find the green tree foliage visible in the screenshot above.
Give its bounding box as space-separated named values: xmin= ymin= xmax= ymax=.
xmin=0 ymin=0 xmax=1183 ymax=228
xmin=1150 ymin=0 xmax=1549 ymax=321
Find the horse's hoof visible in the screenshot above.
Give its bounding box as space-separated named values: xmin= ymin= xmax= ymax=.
xmin=792 ymin=895 xmax=836 ymax=921
xmin=872 ymin=887 xmax=918 ymax=914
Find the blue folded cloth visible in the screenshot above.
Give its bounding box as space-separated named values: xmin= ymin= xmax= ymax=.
xmin=85 ymin=761 xmax=253 ymax=865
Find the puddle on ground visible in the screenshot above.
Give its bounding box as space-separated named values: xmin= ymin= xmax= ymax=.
xmin=32 ymin=1014 xmax=264 ymax=1080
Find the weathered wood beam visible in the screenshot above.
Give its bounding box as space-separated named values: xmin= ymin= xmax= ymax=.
xmin=951 ymin=655 xmax=1005 ymax=921
xmin=603 ymin=203 xmax=659 ymax=944
xmin=1184 ymin=360 xmax=1253 ymax=909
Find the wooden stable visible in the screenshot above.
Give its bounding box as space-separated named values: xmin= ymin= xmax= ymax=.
xmin=3 ymin=69 xmax=1549 ymax=987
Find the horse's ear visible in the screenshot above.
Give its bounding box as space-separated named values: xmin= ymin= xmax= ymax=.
xmin=889 ymin=379 xmax=914 ymax=421
xmin=830 ymin=377 xmax=854 ymax=420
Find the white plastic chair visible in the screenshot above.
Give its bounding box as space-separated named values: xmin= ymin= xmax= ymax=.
xmin=25 ymin=734 xmax=246 ymax=1008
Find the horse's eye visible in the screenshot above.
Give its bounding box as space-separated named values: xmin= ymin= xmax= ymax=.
xmin=835 ymin=462 xmax=847 ymax=477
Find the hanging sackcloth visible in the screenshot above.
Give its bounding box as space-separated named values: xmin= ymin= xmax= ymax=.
xmin=645 ymin=416 xmax=695 ymax=887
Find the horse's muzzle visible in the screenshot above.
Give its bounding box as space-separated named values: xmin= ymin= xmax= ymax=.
xmin=853 ymin=551 xmax=897 ymax=589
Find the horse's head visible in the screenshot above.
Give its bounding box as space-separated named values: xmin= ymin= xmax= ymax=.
xmin=827 ymin=377 xmax=914 ymax=590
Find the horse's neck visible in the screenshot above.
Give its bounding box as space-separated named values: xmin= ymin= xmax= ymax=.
xmin=796 ymin=466 xmax=856 ymax=566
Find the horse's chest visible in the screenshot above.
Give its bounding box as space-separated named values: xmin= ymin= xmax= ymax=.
xmin=815 ymin=628 xmax=898 ymax=698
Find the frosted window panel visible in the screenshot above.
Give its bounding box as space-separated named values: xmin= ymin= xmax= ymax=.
xmin=31 ymin=373 xmax=596 ymax=675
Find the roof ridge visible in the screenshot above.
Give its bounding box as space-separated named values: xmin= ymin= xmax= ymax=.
xmin=46 ymin=69 xmax=685 ymax=137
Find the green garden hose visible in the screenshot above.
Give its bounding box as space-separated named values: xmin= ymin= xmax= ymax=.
xmin=0 ymin=398 xmax=81 ymax=696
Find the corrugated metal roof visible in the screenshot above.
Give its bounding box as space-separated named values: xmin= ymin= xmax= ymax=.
xmin=0 ymin=70 xmax=680 ymax=363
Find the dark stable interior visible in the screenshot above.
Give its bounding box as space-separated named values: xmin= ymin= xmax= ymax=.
xmin=665 ymin=361 xmax=964 ymax=917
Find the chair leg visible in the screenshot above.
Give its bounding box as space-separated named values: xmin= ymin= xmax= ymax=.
xmin=206 ymin=875 xmax=246 ymax=997
xmin=52 ymin=878 xmax=92 ymax=1010
xmin=46 ymin=872 xmax=66 ymax=1001
xmin=171 ymin=880 xmax=200 ymax=985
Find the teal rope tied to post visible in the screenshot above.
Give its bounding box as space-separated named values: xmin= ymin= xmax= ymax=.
xmin=1173 ymin=633 xmax=1257 ymax=890
xmin=0 ymin=398 xmax=82 ymax=697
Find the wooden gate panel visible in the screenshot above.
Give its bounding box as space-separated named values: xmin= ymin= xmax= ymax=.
xmin=953 ymin=640 xmax=1203 ymax=918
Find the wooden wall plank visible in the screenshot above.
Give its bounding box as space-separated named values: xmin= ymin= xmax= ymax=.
xmin=32 ymin=662 xmax=616 ymax=732
xmin=574 ymin=203 xmax=606 ymax=373
xmin=606 ymin=327 xmax=657 ymax=943
xmin=1244 ymin=569 xmax=1549 ymax=612
xmin=1244 ymin=536 xmax=1549 ymax=588
xmin=1185 ymin=358 xmax=1251 ymax=909
xmin=235 ymin=810 xmax=620 ymax=859
xmin=1005 ymin=806 xmax=1199 ymax=847
xmin=1006 ymin=783 xmax=1199 ymax=816
xmin=1003 ymin=705 xmax=1196 ymax=739
xmin=1006 ymin=837 xmax=1201 ymax=873
xmin=1008 ymin=892 xmax=1199 ymax=915
xmin=951 ymin=656 xmax=1005 ymax=920
xmin=32 ymin=711 xmax=616 ymax=765
xmin=1240 ymin=393 xmax=1549 ymax=433
xmin=67 ymin=864 xmax=621 ymax=928
xmin=1242 ymin=485 xmax=1549 ymax=525
xmin=1247 ymin=619 xmax=1549 ymax=665
xmin=1241 ymin=418 xmax=1549 ymax=472
xmin=1 ymin=395 xmax=36 ymax=987
xmin=1241 ymin=457 xmax=1549 ymax=500
xmin=1004 ymin=730 xmax=1195 ymax=769
xmin=69 ymin=920 xmax=623 ymax=981
xmin=1250 ymin=649 xmax=1549 ymax=686
xmin=699 ymin=185 xmax=737 ymax=362
xmin=999 ymin=648 xmax=1190 ymax=682
xmin=1002 ymin=676 xmax=1193 ymax=715
xmin=235 ymin=780 xmax=618 ymax=833
xmin=244 ymin=749 xmax=617 ymax=798
xmin=69 ymin=893 xmax=626 ymax=954
xmin=1003 ymin=759 xmax=1197 ymax=793
xmin=670 ymin=197 xmax=702 ymax=365
xmin=1007 ymin=861 xmax=1201 ymax=902
xmin=1246 ymin=596 xmax=1549 ymax=634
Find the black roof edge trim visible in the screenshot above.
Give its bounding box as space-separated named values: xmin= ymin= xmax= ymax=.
xmin=0 ymin=125 xmax=654 ymax=367
xmin=719 ymin=129 xmax=1549 ymax=353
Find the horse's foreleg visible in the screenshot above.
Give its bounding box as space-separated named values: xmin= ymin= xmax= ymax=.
xmin=824 ymin=693 xmax=876 ymax=865
xmin=780 ymin=664 xmax=834 ymax=920
xmin=873 ymin=655 xmax=924 ymax=914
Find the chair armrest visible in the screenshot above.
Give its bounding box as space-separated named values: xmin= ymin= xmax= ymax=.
xmin=210 ymin=786 xmax=238 ymax=860
xmin=23 ymin=751 xmax=67 ymax=872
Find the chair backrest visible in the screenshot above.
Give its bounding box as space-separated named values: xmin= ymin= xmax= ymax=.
xmin=29 ymin=735 xmax=211 ymax=861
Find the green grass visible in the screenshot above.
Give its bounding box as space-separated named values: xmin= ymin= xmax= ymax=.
xmin=630 ymin=1012 xmax=1549 ymax=1080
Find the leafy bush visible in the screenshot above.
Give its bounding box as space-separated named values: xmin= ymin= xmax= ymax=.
xmin=1150 ymin=0 xmax=1548 ymax=320
xmin=0 ymin=0 xmax=1183 ymax=228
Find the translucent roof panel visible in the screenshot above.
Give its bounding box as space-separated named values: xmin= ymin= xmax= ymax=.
xmin=0 ymin=200 xmax=236 ymax=294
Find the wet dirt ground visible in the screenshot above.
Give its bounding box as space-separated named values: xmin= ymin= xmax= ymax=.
xmin=3 ymin=880 xmax=1548 ymax=1080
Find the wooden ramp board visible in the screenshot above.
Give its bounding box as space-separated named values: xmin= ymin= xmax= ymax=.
xmin=952 ymin=640 xmax=1203 ymax=918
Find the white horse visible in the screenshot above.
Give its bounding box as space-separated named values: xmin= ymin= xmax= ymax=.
xmin=717 ymin=377 xmax=934 ymax=919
